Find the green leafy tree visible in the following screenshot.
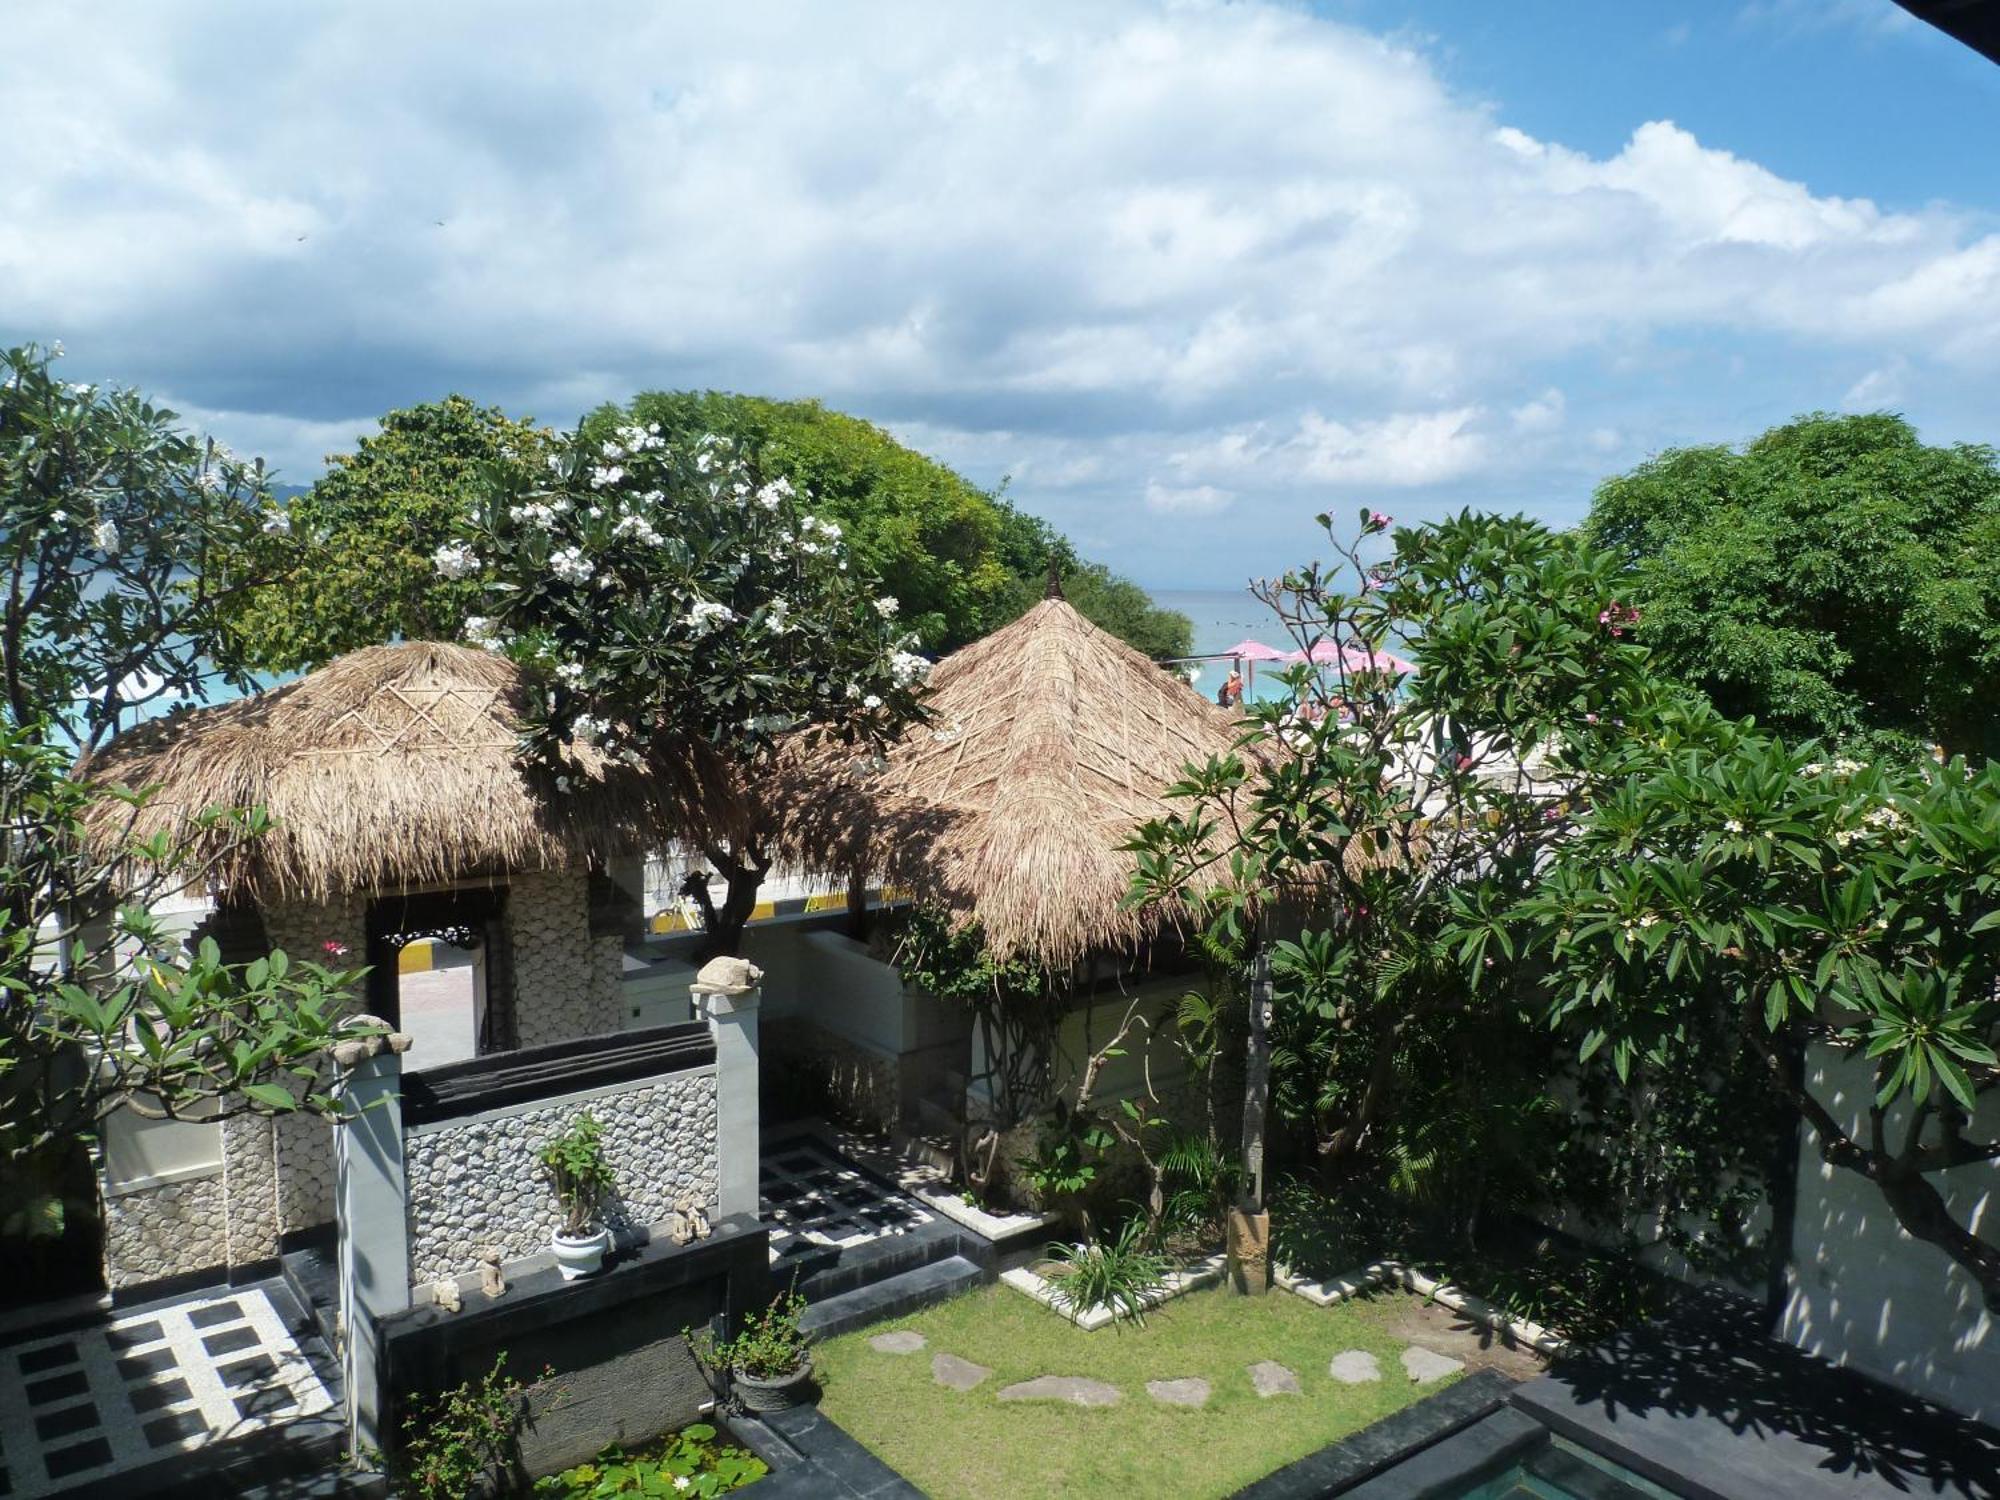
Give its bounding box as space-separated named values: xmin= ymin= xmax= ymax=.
xmin=1130 ymin=510 xmax=1773 ymax=1258
xmin=1586 ymin=413 xmax=2000 ymax=761
xmin=591 ymin=391 xmax=1191 ymax=657
xmin=215 ymin=396 xmax=556 ymax=671
xmin=458 ymin=419 xmax=930 ymax=956
xmin=0 ymin=344 xmax=368 ymax=1240
xmin=1524 ymin=734 xmax=2000 ymax=1306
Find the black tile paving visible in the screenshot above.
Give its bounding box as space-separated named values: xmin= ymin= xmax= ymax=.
xmin=185 ymin=1301 xmax=243 ymax=1331
xmin=40 ymin=1436 xmax=112 ymax=1481
xmin=127 ymin=1377 xmax=192 ymax=1413
xmin=13 ymin=1347 xmax=75 ymax=1378
xmin=1512 ymin=1290 xmax=2000 ymax=1500
xmin=103 ymin=1320 xmax=164 ymax=1351
xmin=29 ymin=1405 xmax=98 ymax=1444
xmin=22 ymin=1372 xmax=89 ymax=1407
xmin=199 ymin=1326 xmax=259 ymax=1358
xmin=218 ymin=1354 xmax=278 ymax=1390
xmin=141 ymin=1409 xmax=208 ymax=1449
xmin=114 ymin=1348 xmax=177 ymax=1381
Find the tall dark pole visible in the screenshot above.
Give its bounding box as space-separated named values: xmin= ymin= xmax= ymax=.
xmin=1241 ymin=948 xmax=1272 ymax=1212
xmin=1230 ymin=944 xmax=1274 ymax=1293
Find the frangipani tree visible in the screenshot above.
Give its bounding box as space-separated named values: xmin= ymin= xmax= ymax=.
xmin=454 ymin=421 xmax=931 ymax=954
xmin=1 ymin=344 xmax=366 ymax=1242
xmin=1526 ymin=736 xmax=2000 ymax=1305
xmin=1130 ymin=511 xmax=1775 ymax=1259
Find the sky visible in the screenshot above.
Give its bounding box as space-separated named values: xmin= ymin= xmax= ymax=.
xmin=4 ymin=1 xmax=1997 ymax=589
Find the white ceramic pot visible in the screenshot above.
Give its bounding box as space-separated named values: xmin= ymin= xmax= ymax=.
xmin=551 ymin=1226 xmax=612 ymax=1280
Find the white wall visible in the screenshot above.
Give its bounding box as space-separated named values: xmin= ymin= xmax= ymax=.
xmin=1780 ymin=1044 xmax=1998 ymax=1422
xmin=968 ymin=975 xmax=1192 ymax=1114
xmin=101 ymin=1104 xmax=223 ymax=1192
xmin=795 ymin=930 xmax=924 ymax=1056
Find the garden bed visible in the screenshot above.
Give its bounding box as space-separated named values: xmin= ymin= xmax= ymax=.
xmin=1276 ymin=1259 xmax=1569 ymax=1355
xmin=813 ymin=1282 xmax=1479 ymax=1500
xmin=1001 ymin=1249 xmax=1228 ymax=1330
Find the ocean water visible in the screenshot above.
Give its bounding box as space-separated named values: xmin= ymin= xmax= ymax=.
xmin=1151 ymin=586 xmax=1296 ymax=702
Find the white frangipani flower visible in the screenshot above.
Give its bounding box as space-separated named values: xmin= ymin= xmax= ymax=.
xmin=683 ymin=600 xmax=736 ymax=633
xmin=888 ymin=650 xmax=931 ymax=689
xmin=91 ymin=517 xmax=120 ymax=552
xmin=432 ymin=540 xmax=480 ymax=579
xmin=549 ymin=545 xmax=595 ymax=584
xmin=874 ymin=596 xmax=899 ymax=618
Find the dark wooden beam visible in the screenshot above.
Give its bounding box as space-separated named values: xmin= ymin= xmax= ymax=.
xmin=1895 ymin=0 xmax=2000 ymax=65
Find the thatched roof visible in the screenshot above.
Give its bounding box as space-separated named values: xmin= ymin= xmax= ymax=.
xmin=773 ymin=596 xmax=1251 ymax=967
xmin=80 ymin=641 xmax=687 ymax=904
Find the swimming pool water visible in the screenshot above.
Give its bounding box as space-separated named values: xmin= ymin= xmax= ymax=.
xmin=1458 ymin=1435 xmax=1685 ymax=1500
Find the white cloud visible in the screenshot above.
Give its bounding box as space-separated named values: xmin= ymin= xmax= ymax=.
xmin=1293 ymin=408 xmax=1488 ymax=487
xmin=1511 ymin=388 xmax=1566 ymax=433
xmin=0 ymin=0 xmax=1991 ymax=584
xmin=1844 ymin=358 xmax=1909 ymax=411
xmin=1144 ymin=480 xmax=1233 ymax=515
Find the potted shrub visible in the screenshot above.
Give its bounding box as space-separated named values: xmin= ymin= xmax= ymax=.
xmin=539 ymin=1113 xmax=616 ymax=1280
xmin=692 ymin=1289 xmax=814 ymax=1412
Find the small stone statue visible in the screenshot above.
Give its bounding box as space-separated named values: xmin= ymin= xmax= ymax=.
xmin=478 ymin=1249 xmax=506 ymax=1299
xmin=669 ymin=1197 xmax=712 ymax=1245
xmin=431 ymin=1278 xmax=462 ymax=1313
xmin=692 ymin=955 xmax=762 ymax=995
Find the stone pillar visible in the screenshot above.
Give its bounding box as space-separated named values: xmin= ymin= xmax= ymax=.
xmin=694 ymin=973 xmax=762 ymax=1223
xmin=335 ymin=1040 xmax=412 ymax=1463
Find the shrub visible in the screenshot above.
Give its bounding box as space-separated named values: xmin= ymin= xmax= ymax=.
xmin=540 ymin=1113 xmax=616 ymax=1237
xmin=1045 ymin=1217 xmax=1169 ymax=1326
xmin=391 ymin=1355 xmax=534 ymax=1500
xmin=533 ymin=1422 xmax=767 ymax=1497
xmin=690 ymin=1289 xmax=812 ymax=1380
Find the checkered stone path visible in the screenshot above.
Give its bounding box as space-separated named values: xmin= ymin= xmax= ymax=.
xmin=0 ymin=1286 xmax=335 ymax=1498
xmin=760 ymin=1138 xmax=935 ymax=1265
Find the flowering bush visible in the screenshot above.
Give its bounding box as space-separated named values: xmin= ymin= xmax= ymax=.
xmin=454 ymin=425 xmax=928 ymax=783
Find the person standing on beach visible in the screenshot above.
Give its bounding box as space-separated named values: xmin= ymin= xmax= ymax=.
xmin=1217 ymin=667 xmax=1244 ymax=708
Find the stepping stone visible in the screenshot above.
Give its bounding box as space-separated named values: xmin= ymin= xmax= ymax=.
xmin=932 ymin=1352 xmax=992 ymax=1391
xmin=869 ymin=1330 xmax=927 ymax=1355
xmin=1248 ymin=1360 xmax=1302 ymax=1397
xmin=1146 ymin=1377 xmax=1211 ymax=1408
xmin=997 ymin=1375 xmax=1123 ymax=1407
xmin=1329 ymin=1350 xmax=1382 ymax=1384
xmin=1401 ymin=1346 xmax=1464 ymax=1384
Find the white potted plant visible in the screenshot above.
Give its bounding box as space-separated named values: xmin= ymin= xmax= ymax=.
xmin=539 ymin=1112 xmax=616 ymax=1280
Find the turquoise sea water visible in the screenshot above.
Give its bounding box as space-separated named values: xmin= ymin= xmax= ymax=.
xmin=1150 ymin=586 xmax=1295 ymax=703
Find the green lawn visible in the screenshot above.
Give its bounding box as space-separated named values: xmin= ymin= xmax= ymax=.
xmin=812 ymin=1284 xmax=1449 ymax=1499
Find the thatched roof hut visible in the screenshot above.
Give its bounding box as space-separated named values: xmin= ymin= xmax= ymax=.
xmin=81 ymin=641 xmax=685 ymax=903
xmin=774 ymin=593 xmax=1250 ymax=968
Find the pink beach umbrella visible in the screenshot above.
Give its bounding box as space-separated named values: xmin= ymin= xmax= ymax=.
xmin=1283 ymin=640 xmax=1416 ymax=675
xmin=1221 ymin=639 xmax=1289 ymax=662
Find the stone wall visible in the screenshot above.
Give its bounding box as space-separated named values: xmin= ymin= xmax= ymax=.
xmin=221 ymin=1112 xmax=281 ymax=1267
xmin=404 ymin=1069 xmax=719 ymax=1287
xmin=275 ymin=1111 xmax=337 ymax=1234
xmin=101 ymin=1171 xmax=229 ymax=1290
xmin=509 ymin=868 xmax=625 ymax=1048
xmin=262 ymin=895 xmax=368 ymax=977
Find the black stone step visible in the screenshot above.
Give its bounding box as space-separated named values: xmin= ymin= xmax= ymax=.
xmin=780 ymin=1221 xmax=972 ymax=1307
xmin=798 ymin=1253 xmax=986 ymax=1340
xmin=280 ymin=1240 xmax=341 ymax=1352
